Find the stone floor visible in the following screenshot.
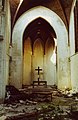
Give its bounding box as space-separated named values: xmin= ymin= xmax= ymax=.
xmin=0 ymin=86 xmax=78 ymax=120
xmin=1 ymin=96 xmax=78 ymax=120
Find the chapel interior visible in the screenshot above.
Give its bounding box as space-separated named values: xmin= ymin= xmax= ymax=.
xmin=0 ymin=0 xmax=78 ymax=119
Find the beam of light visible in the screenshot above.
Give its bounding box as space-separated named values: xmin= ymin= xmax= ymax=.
xmin=50 ymin=49 xmax=56 ymax=65
xmin=50 ymin=38 xmax=57 ymax=65
xmin=54 ymin=38 xmax=57 ymax=46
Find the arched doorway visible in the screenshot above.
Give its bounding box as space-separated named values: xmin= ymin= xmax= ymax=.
xmin=11 ymin=6 xmax=70 ymax=90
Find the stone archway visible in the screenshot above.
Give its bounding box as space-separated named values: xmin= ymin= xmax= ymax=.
xmin=11 ymin=6 xmax=70 ymax=90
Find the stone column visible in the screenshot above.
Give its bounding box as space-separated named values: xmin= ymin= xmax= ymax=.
xmin=57 ymin=40 xmax=71 ymax=90
xmin=0 ymin=5 xmax=6 ymax=101
xmin=10 ymin=39 xmax=23 ymax=89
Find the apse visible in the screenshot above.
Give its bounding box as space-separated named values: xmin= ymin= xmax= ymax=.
xmin=23 ymin=17 xmax=56 ymax=85
xmin=12 ymin=6 xmax=69 ymax=89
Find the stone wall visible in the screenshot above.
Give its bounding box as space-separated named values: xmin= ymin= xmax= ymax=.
xmin=0 ymin=0 xmax=11 ymax=101
xmin=0 ymin=3 xmax=6 ymax=101
xmin=71 ymin=53 xmax=78 ymax=92
xmin=69 ymin=0 xmax=77 ymax=91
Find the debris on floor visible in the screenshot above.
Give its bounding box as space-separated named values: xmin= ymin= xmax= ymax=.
xmin=1 ymin=85 xmax=78 ymax=120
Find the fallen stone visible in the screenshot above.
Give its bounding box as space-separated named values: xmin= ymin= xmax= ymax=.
xmin=4 ymin=85 xmax=30 ymax=104
xmin=0 ymin=115 xmax=6 ymax=120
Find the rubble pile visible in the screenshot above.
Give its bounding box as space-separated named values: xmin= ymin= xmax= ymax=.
xmin=0 ymin=100 xmax=78 ymax=120
xmin=0 ymin=85 xmax=78 ymax=120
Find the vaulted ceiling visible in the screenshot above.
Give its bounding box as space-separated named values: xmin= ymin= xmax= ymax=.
xmin=23 ymin=17 xmax=56 ymax=47
xmin=9 ymin=0 xmax=73 ymax=26
xmin=9 ymin=0 xmax=73 ymax=43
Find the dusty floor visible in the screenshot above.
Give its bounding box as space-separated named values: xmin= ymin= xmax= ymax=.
xmin=0 ymin=96 xmax=78 ymax=120
xmin=0 ymin=85 xmax=78 ymax=120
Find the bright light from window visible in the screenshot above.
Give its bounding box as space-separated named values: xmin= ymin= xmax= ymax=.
xmin=50 ymin=38 xmax=57 ymax=65
xmin=54 ymin=38 xmax=57 ymax=46
xmin=50 ymin=49 xmax=56 ymax=65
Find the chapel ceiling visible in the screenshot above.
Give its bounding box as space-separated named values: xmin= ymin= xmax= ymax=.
xmin=8 ymin=0 xmax=74 ymax=43
xmin=9 ymin=0 xmax=73 ymax=27
xmin=23 ymin=17 xmax=56 ymax=46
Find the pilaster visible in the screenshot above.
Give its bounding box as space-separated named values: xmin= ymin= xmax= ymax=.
xmin=0 ymin=4 xmax=6 ymax=102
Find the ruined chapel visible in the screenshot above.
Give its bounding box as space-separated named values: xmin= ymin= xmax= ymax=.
xmin=0 ymin=0 xmax=78 ymax=101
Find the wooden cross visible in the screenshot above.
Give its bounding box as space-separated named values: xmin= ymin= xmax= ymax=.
xmin=35 ymin=66 xmax=42 ymax=84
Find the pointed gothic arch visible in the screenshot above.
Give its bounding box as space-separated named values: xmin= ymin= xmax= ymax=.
xmin=12 ymin=6 xmax=70 ymax=89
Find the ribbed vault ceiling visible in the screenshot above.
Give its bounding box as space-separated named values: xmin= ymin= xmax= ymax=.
xmin=9 ymin=0 xmax=73 ymax=44
xmin=23 ymin=17 xmax=56 ymax=45
xmin=9 ymin=0 xmax=73 ymax=26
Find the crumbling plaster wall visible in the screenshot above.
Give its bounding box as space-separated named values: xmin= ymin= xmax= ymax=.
xmin=71 ymin=54 xmax=78 ymax=92
xmin=5 ymin=0 xmax=11 ymax=85
xmin=0 ymin=0 xmax=11 ymax=100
